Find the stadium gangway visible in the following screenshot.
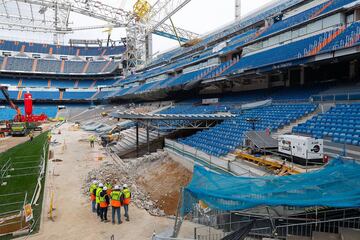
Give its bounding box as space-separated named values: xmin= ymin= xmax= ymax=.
xmin=109 ymin=111 xmax=235 ymax=156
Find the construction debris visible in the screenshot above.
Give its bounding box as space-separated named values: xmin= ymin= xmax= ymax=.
xmin=84 ymin=150 xmax=191 ymax=217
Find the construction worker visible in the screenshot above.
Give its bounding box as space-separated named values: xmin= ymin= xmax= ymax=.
xmin=89 ymin=180 xmax=98 ymax=213
xmin=99 ymin=186 xmax=110 ymax=222
xmin=110 ymin=185 xmax=122 ymax=224
xmin=89 ymin=135 xmax=96 ymax=148
xmin=28 ymin=131 xmax=34 ymax=141
xmin=105 ymin=179 xmax=113 ymax=195
xmin=95 ymin=183 xmax=104 ymax=217
xmin=47 ymin=131 xmax=52 ymax=142
xmin=121 ymin=184 xmax=131 ymax=221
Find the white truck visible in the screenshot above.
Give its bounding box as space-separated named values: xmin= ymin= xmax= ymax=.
xmin=278 ymin=135 xmax=324 ymax=164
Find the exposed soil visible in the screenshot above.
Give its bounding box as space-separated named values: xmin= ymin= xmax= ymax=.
xmin=137 ymin=159 xmax=192 ymax=215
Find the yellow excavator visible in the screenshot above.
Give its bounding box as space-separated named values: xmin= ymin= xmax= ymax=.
xmin=100 ymin=126 xmax=122 ymax=147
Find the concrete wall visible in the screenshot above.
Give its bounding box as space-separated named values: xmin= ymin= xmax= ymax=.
xmin=165 ymin=139 xmax=270 ymax=176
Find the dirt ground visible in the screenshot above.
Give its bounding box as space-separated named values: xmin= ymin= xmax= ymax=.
xmin=137 ymin=160 xmax=192 ymax=215
xmin=21 ymin=122 xmax=197 ymax=240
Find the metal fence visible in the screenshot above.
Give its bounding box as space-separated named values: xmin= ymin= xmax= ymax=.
xmin=0 ymin=139 xmax=48 ymax=236
xmin=191 ymin=208 xmax=360 ymax=240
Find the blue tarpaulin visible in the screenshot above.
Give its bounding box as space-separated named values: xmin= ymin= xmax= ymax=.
xmin=182 ymin=158 xmax=360 ymax=215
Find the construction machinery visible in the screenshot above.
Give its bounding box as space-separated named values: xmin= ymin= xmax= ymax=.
xmin=0 ymin=86 xmax=47 ymax=136
xmin=100 ymin=126 xmax=122 ymax=147
xmin=0 ymin=86 xmax=48 ymax=123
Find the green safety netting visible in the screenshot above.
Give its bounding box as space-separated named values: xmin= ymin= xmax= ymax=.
xmin=181 ymin=158 xmax=360 ymax=215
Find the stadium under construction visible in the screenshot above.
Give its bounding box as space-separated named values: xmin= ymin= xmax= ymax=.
xmin=0 ymin=0 xmax=360 ymax=239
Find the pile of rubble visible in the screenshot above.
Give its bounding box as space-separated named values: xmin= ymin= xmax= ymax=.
xmin=84 ymin=150 xmax=173 ymax=216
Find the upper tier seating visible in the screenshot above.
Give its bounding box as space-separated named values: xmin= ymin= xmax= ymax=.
xmin=87 ymin=61 xmax=108 ymax=73
xmin=5 ymin=57 xmax=33 ymax=72
xmin=0 ymin=40 xmax=125 ymax=56
xmin=293 ymin=103 xmax=360 ymax=146
xmin=63 ymin=61 xmax=86 ymax=74
xmin=180 ymin=104 xmax=316 ymax=157
xmin=148 ymin=0 xmax=303 ymax=67
xmin=259 ymin=0 xmax=356 ymax=38
xmin=36 ymin=59 xmax=61 ymax=73
xmin=0 ymin=58 xmax=119 ymax=75
xmin=110 ymin=68 xmax=208 ymax=98
xmin=320 ymin=22 xmax=360 ymax=53
xmin=0 ymin=78 xmax=116 ymax=88
xmin=223 ymin=28 xmax=343 ymax=75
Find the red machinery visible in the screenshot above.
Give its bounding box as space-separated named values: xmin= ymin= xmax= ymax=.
xmin=0 ymin=87 xmax=48 ymax=122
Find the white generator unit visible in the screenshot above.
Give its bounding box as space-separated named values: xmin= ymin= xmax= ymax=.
xmin=278 ymin=135 xmax=323 ymax=161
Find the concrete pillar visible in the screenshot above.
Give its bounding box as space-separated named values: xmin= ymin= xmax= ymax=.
xmin=355 ymin=9 xmax=360 ymax=21
xmin=145 ymin=34 xmax=153 ymax=62
xmin=349 ymin=60 xmax=358 ymax=80
xmin=300 ymin=66 xmax=305 ymax=86
xmin=136 ymin=122 xmax=139 ymax=157
xmin=286 ymin=71 xmax=291 ymax=87
xmin=235 ymin=0 xmax=241 ymax=20
xmin=146 ymin=122 xmax=150 ymax=154
xmin=266 ymin=74 xmax=271 ymax=88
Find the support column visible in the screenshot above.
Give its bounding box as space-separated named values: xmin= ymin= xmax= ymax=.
xmin=146 ymin=121 xmax=150 ymax=154
xmin=145 ymin=34 xmax=153 ymax=63
xmin=136 ymin=122 xmax=139 ymax=157
xmin=349 ymin=60 xmax=358 ymax=80
xmin=266 ymin=73 xmax=271 ymax=88
xmin=300 ymin=66 xmax=305 ymax=86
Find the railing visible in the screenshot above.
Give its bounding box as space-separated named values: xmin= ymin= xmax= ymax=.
xmin=0 ymin=191 xmax=28 ymax=232
xmin=0 ymin=136 xmax=49 ymax=236
xmin=164 ymin=138 xmax=260 ymax=177
xmin=0 ymin=158 xmax=11 ymax=185
xmin=192 ymin=208 xmax=360 ymax=240
xmin=250 ymin=216 xmax=360 ymax=239
xmin=311 ymin=91 xmax=360 ymax=102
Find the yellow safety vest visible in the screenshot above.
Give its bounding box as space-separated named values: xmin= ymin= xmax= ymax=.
xmin=105 ymin=183 xmax=112 ymax=190
xmin=99 ymin=192 xmax=108 ymax=208
xmin=122 ymin=188 xmax=131 ymax=205
xmin=95 ymin=187 xmax=103 ymax=204
xmin=122 ymin=188 xmax=131 ymax=199
xmin=110 ymin=190 xmax=121 ymax=207
xmin=111 ymin=191 xmax=121 ymax=200
xmin=89 ymin=184 xmax=97 ymax=194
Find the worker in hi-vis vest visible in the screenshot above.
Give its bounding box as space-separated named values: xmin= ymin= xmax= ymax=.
xmin=89 ymin=135 xmax=96 ymax=148
xmin=99 ymin=186 xmax=110 ymax=222
xmin=89 ymin=180 xmax=98 ymax=213
xmin=110 ymin=185 xmax=122 ymax=224
xmin=121 ymin=184 xmax=131 ymax=221
xmin=95 ymin=183 xmax=104 ymax=217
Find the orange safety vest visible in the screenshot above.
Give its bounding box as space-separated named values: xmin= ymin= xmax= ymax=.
xmin=99 ymin=193 xmax=108 ymax=208
xmin=89 ymin=184 xmax=97 ymax=201
xmin=122 ymin=188 xmax=131 ymax=205
xmin=110 ymin=191 xmax=121 ymax=207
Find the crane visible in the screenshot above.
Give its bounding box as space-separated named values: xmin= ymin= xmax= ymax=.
xmin=0 ymin=86 xmax=22 ymax=121
xmin=0 ymin=86 xmax=47 ymax=123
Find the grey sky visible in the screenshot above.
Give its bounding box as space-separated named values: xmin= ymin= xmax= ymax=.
xmin=0 ymin=0 xmax=273 ymax=55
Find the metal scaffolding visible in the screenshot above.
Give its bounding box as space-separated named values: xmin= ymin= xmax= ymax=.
xmin=0 ymin=0 xmax=198 ymax=70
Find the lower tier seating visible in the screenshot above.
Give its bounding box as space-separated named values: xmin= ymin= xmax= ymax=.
xmin=180 ymin=104 xmax=316 ymax=157
xmin=0 ymin=105 xmax=58 ymax=121
xmin=293 ymin=103 xmax=360 ymax=146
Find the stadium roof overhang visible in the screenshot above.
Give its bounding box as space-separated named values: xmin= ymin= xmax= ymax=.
xmin=201 ymin=44 xmax=360 ymax=86
xmin=110 ymin=111 xmax=235 ymax=130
